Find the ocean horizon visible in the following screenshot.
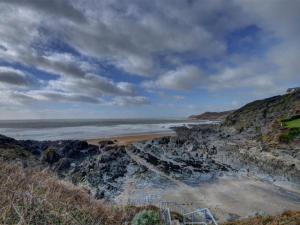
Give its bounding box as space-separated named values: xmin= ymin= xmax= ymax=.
xmin=0 ymin=118 xmax=212 ymax=141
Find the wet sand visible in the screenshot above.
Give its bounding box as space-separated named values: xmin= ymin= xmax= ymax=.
xmin=117 ymin=174 xmax=300 ymax=222
xmin=87 ymin=132 xmax=175 ymax=146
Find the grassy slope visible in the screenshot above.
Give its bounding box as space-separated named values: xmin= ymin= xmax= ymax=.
xmin=0 ymin=162 xmax=156 ymax=225
xmin=279 ymin=117 xmax=300 ymax=143
xmin=285 ymin=118 xmax=300 ymax=128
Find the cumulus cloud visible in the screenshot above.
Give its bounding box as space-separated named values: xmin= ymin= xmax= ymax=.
xmin=112 ymin=96 xmax=150 ymax=106
xmin=0 ymin=90 xmax=101 ymax=105
xmin=209 ymin=66 xmax=277 ymax=91
xmin=0 ymin=0 xmax=239 ymax=76
xmin=61 ymin=0 xmax=236 ymax=76
xmin=0 ymin=90 xmax=150 ymax=106
xmin=27 ymin=90 xmax=102 ymax=104
xmin=143 ymin=65 xmax=204 ymax=90
xmin=1 ymin=0 xmax=86 ymax=23
xmin=48 ymin=74 xmax=136 ymax=97
xmin=0 ymin=91 xmax=27 ymax=105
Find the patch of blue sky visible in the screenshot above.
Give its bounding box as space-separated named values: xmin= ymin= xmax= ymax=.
xmin=225 ymin=24 xmax=279 ymax=57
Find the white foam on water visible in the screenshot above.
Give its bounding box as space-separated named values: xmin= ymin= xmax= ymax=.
xmin=0 ymin=119 xmax=213 ymax=141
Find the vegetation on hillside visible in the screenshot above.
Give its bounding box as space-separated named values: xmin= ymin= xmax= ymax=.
xmin=225 ymin=91 xmax=300 ymax=137
xmin=132 ymin=210 xmax=161 ymax=225
xmin=283 ymin=115 xmax=300 ymax=128
xmin=0 ymin=162 xmax=157 ymax=225
xmin=279 ymin=115 xmax=300 ymax=143
xmin=286 ymin=119 xmax=300 ymax=128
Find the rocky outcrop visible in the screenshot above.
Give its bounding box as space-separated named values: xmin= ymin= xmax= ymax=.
xmin=0 ymin=135 xmax=144 ymax=200
xmin=130 ymin=135 xmax=232 ymax=184
xmin=66 ymin=146 xmax=133 ymax=199
xmin=19 ymin=139 xmax=100 ymax=158
xmin=170 ymin=124 xmax=300 ymax=184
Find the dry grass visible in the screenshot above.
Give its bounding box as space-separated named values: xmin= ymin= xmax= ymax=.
xmin=222 ymin=211 xmax=300 ymax=225
xmin=0 ymin=161 xmax=154 ymax=225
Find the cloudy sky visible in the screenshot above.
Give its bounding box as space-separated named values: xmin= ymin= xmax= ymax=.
xmin=0 ymin=0 xmax=299 ymax=119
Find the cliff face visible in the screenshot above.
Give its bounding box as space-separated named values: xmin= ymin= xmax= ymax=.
xmin=189 ymin=110 xmax=234 ymax=121
xmin=224 ymin=91 xmax=300 ymax=135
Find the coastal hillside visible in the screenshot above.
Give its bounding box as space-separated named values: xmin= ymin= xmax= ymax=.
xmin=189 ymin=110 xmax=234 ymax=121
xmin=224 ymin=89 xmax=300 ymax=135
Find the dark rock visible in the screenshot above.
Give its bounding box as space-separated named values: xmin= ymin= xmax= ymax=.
xmin=158 ymin=137 xmax=170 ymax=145
xmin=102 ymin=145 xmax=116 ymax=151
xmin=95 ymin=189 xmax=105 ymax=199
xmin=42 ymin=148 xmax=60 ymax=164
xmin=98 ymin=140 xmax=115 ymax=148
xmin=57 ymin=140 xmax=89 ymax=158
xmin=0 ymin=134 xmax=21 ymax=148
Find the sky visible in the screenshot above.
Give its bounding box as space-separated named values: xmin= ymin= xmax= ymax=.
xmin=0 ymin=0 xmax=299 ymax=119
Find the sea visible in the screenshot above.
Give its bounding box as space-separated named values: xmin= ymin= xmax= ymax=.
xmin=0 ymin=118 xmax=212 ymax=141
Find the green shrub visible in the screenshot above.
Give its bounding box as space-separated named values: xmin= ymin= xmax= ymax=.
xmin=278 ymin=128 xmax=300 ymax=143
xmin=279 ymin=133 xmax=292 ymax=143
xmin=289 ymin=127 xmax=300 ymax=138
xmin=132 ymin=210 xmax=161 ymax=225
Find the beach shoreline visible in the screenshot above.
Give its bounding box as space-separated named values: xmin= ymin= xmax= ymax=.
xmin=86 ymin=132 xmax=176 ymax=146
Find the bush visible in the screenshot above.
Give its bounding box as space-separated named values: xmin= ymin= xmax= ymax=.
xmin=279 ymin=133 xmax=292 ymax=143
xmin=279 ymin=128 xmax=300 ymax=143
xmin=132 ymin=210 xmax=161 ymax=225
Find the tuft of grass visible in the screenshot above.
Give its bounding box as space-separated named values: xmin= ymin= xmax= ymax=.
xmin=132 ymin=210 xmax=161 ymax=225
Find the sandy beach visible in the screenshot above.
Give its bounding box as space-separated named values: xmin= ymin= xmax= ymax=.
xmin=87 ymin=132 xmax=176 ymax=146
